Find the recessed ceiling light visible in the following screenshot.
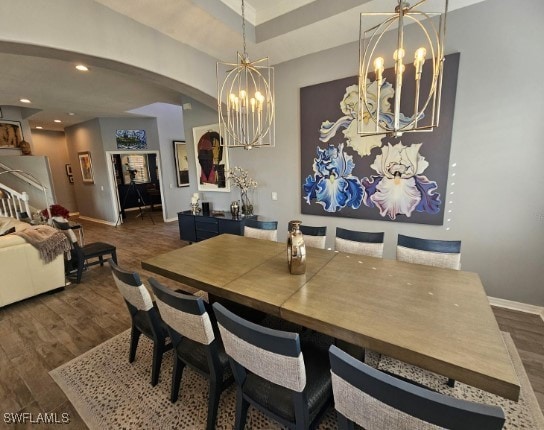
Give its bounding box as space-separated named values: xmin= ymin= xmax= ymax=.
xmin=54 ymin=120 xmax=62 ymax=123
xmin=75 ymin=64 xmax=89 ymax=71
xmin=36 ymin=126 xmax=43 ymax=129
xmin=67 ymin=112 xmax=75 ymax=116
xmin=19 ymin=98 xmax=31 ymax=103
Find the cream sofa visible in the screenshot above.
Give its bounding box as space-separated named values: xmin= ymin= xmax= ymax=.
xmin=0 ymin=217 xmax=65 ymax=308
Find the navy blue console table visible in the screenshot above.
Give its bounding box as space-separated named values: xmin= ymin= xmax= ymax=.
xmin=178 ymin=211 xmax=256 ymax=243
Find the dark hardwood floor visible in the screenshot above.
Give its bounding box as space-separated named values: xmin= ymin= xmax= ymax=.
xmin=0 ymin=213 xmax=542 ymax=428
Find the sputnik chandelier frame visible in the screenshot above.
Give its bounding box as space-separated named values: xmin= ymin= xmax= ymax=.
xmin=358 ymin=0 xmax=448 ymax=137
xmin=217 ymin=0 xmax=275 ymax=149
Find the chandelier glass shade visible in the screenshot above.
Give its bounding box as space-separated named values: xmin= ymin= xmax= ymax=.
xmin=217 ymin=0 xmax=275 ymax=149
xmin=358 ymin=0 xmax=448 ymax=137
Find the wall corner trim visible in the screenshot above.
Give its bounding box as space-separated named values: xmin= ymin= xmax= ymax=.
xmin=488 ymin=296 xmax=544 ymax=323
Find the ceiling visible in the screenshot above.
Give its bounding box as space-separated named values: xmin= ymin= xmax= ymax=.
xmin=0 ymin=0 xmax=483 ymax=132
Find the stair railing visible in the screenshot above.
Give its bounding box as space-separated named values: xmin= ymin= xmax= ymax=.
xmin=0 ymin=169 xmax=50 ymax=219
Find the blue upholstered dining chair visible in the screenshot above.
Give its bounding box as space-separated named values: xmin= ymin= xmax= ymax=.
xmin=329 ymin=345 xmax=505 ymax=430
xmin=335 ymin=227 xmax=384 ymax=258
xmin=395 ymin=234 xmax=462 ymax=387
xmin=396 ymin=234 xmax=462 ymax=270
xmin=244 ymin=219 xmax=278 ymax=241
xmin=110 ymin=260 xmax=170 ymax=386
xmin=288 ymin=222 xmax=327 ymax=249
xmin=149 ymin=278 xmax=233 ymax=430
xmin=212 ymin=302 xmax=333 ymax=430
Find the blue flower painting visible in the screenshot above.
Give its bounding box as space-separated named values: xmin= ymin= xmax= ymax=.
xmin=303 ymin=143 xmax=363 ymax=212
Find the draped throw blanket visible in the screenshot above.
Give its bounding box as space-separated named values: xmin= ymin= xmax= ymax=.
xmin=15 ymin=225 xmax=71 ymax=263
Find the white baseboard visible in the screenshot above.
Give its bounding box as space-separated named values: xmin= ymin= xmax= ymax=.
xmin=488 ymin=296 xmax=544 ymax=323
xmin=77 ymin=215 xmax=117 ymax=226
xmin=77 ymin=214 xmax=174 ymax=225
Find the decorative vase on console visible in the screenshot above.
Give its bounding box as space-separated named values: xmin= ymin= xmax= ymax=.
xmin=227 ymin=166 xmax=257 ymax=217
xmin=240 ymin=191 xmax=253 ymax=216
xmin=230 ymin=200 xmax=240 ymax=217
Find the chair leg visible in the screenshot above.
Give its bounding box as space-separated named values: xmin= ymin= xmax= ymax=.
xmin=129 ymin=326 xmax=141 ymax=363
xmin=234 ymin=390 xmax=249 ymax=430
xmin=170 ymin=356 xmax=185 ymax=403
xmin=206 ymin=377 xmax=222 ymax=430
xmin=447 ymin=378 xmax=456 ymax=387
xmin=111 ymin=250 xmax=118 ymax=264
xmin=337 ymin=412 xmax=355 ymax=430
xmin=151 ymin=341 xmax=165 ymax=386
xmin=99 ymin=256 xmax=104 ymax=266
xmin=293 ymin=393 xmax=310 ymax=430
xmin=76 ymin=258 xmax=84 ymax=284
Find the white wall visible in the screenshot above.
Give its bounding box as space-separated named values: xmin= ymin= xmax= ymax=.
xmin=267 ymin=0 xmax=544 ymax=305
xmin=31 ymin=130 xmax=78 ymax=213
xmin=64 ymin=117 xmax=161 ymax=223
xmin=1 ymin=0 xmax=218 ymax=108
xmin=128 ymin=103 xmax=187 ymax=221
xmin=2 ymin=0 xmax=542 ymax=305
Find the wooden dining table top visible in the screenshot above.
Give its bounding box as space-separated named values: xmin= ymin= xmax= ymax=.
xmin=141 ymin=234 xmax=520 ymax=401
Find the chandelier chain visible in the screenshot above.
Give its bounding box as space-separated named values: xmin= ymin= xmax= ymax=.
xmin=241 ymin=0 xmax=247 ymax=57
xmin=217 ymin=0 xmax=275 ymax=149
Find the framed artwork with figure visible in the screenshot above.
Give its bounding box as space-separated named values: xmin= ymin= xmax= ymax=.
xmin=78 ymin=151 xmax=95 ymax=184
xmin=192 ymin=124 xmax=230 ymax=192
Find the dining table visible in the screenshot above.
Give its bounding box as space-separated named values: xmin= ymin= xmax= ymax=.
xmin=141 ymin=234 xmax=520 ymax=401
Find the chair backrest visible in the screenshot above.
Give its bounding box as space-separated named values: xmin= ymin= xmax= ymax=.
xmin=288 ymin=222 xmax=327 ymax=249
xmin=244 ymin=219 xmax=278 ymax=242
xmin=397 ymin=234 xmax=462 ymax=270
xmin=329 ymin=345 xmax=505 ymax=430
xmin=52 ymin=218 xmax=79 ymax=245
xmin=149 ymin=278 xmax=215 ymax=346
xmin=212 ymin=302 xmax=306 ymax=392
xmin=110 ymin=259 xmax=154 ymax=313
xmin=335 ymin=227 xmax=384 ymax=258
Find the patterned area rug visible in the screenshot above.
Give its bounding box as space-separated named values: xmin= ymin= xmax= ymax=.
xmin=50 ymin=330 xmax=544 ymax=429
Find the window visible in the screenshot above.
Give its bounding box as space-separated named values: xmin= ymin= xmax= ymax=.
xmin=121 ymin=154 xmax=150 ymax=184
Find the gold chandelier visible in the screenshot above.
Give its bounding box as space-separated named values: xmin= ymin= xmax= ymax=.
xmin=358 ymin=0 xmax=448 ymax=137
xmin=217 ymin=0 xmax=275 ymax=149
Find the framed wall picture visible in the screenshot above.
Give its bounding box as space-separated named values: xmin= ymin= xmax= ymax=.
xmin=0 ymin=120 xmax=23 ymax=148
xmin=78 ymin=151 xmax=95 ymax=184
xmin=173 ymin=140 xmax=190 ymax=187
xmin=116 ymin=129 xmax=147 ymax=149
xmin=192 ymin=124 xmax=230 ymax=192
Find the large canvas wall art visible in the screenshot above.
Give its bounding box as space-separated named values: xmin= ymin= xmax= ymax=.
xmin=300 ymin=53 xmax=459 ymax=225
xmin=192 ymin=124 xmax=230 ymax=192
